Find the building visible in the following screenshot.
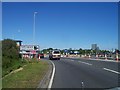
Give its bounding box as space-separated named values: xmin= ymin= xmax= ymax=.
xmin=91 ymin=44 xmax=97 ymax=50
xmin=96 ymin=46 xmax=99 ymax=51
xmin=20 ymin=45 xmax=40 ymax=58
xmin=15 ymin=40 xmax=22 ymax=47
xmin=15 ymin=40 xmax=40 ymax=58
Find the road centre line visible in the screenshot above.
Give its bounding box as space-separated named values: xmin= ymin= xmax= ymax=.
xmin=103 ymin=68 xmax=120 ymax=74
xmin=78 ymin=61 xmax=92 ymax=66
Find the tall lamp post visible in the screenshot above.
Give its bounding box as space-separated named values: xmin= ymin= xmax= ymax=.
xmin=32 ymin=12 xmax=38 ymax=59
xmin=33 ymin=12 xmax=38 ymax=45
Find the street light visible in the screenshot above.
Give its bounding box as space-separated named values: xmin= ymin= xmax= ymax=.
xmin=33 ymin=11 xmax=38 ymax=45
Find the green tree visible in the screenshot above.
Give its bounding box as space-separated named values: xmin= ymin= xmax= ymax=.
xmin=47 ymin=48 xmax=53 ymax=51
xmin=41 ymin=49 xmax=47 ymax=54
xmin=2 ymin=39 xmax=19 ymax=68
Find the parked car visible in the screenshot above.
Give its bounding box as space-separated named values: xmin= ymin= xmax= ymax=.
xmin=38 ymin=53 xmax=44 ymax=58
xmin=49 ymin=50 xmax=61 ymax=60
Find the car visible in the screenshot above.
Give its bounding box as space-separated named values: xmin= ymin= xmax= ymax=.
xmin=38 ymin=53 xmax=44 ymax=58
xmin=49 ymin=50 xmax=61 ymax=60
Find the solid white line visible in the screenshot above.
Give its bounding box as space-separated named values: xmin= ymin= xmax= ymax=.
xmin=78 ymin=61 xmax=92 ymax=66
xmin=48 ymin=60 xmax=56 ymax=88
xmin=103 ymin=68 xmax=120 ymax=74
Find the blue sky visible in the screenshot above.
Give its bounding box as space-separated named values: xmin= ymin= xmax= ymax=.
xmin=2 ymin=2 xmax=118 ymax=50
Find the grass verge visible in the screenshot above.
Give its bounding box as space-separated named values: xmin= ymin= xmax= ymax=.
xmin=2 ymin=58 xmax=27 ymax=77
xmin=2 ymin=60 xmax=49 ymax=88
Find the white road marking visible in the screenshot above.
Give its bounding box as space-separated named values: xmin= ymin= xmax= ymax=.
xmin=103 ymin=68 xmax=120 ymax=74
xmin=71 ymin=60 xmax=74 ymax=61
xmin=78 ymin=61 xmax=92 ymax=66
xmin=48 ymin=60 xmax=56 ymax=88
xmin=88 ymin=58 xmax=118 ymax=63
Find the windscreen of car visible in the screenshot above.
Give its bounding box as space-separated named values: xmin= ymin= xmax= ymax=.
xmin=53 ymin=51 xmax=60 ymax=54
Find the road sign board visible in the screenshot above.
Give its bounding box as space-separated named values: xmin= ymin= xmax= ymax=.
xmin=20 ymin=45 xmax=40 ymax=51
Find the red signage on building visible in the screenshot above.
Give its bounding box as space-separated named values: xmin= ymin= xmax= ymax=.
xmin=31 ymin=50 xmax=36 ymax=54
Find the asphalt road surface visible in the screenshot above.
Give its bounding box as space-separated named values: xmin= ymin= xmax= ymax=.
xmin=44 ymin=57 xmax=119 ymax=89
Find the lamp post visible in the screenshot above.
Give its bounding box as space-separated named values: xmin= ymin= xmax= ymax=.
xmin=33 ymin=12 xmax=38 ymax=45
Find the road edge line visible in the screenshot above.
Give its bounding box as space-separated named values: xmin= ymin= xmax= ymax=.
xmin=48 ymin=60 xmax=55 ymax=89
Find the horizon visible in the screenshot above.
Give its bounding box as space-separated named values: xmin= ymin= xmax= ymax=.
xmin=2 ymin=38 xmax=118 ymax=51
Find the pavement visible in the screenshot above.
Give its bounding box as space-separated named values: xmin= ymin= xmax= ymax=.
xmin=43 ymin=57 xmax=119 ymax=89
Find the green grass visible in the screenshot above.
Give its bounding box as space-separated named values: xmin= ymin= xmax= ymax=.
xmin=2 ymin=60 xmax=49 ymax=88
xmin=2 ymin=59 xmax=27 ymax=77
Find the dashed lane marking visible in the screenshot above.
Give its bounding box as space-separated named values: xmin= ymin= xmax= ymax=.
xmin=78 ymin=61 xmax=92 ymax=66
xmin=103 ymin=68 xmax=120 ymax=74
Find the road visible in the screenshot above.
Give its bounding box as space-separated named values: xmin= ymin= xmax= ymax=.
xmin=44 ymin=57 xmax=119 ymax=89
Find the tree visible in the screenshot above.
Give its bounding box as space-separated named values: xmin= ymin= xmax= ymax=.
xmin=2 ymin=39 xmax=19 ymax=68
xmin=41 ymin=49 xmax=47 ymax=54
xmin=47 ymin=48 xmax=53 ymax=51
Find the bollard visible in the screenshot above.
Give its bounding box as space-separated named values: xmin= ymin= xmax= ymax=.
xmin=116 ymin=53 xmax=119 ymax=62
xmin=89 ymin=54 xmax=91 ymax=59
xmin=105 ymin=54 xmax=107 ymax=60
xmin=96 ymin=54 xmax=98 ymax=59
xmin=38 ymin=55 xmax=41 ymax=61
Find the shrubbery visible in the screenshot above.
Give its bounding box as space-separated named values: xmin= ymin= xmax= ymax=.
xmin=2 ymin=39 xmax=26 ymax=77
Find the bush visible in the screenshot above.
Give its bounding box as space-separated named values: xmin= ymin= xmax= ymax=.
xmin=2 ymin=39 xmax=19 ymax=68
xmin=2 ymin=39 xmax=25 ymax=77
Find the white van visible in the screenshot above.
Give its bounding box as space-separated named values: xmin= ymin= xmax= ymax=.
xmin=49 ymin=50 xmax=61 ymax=60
